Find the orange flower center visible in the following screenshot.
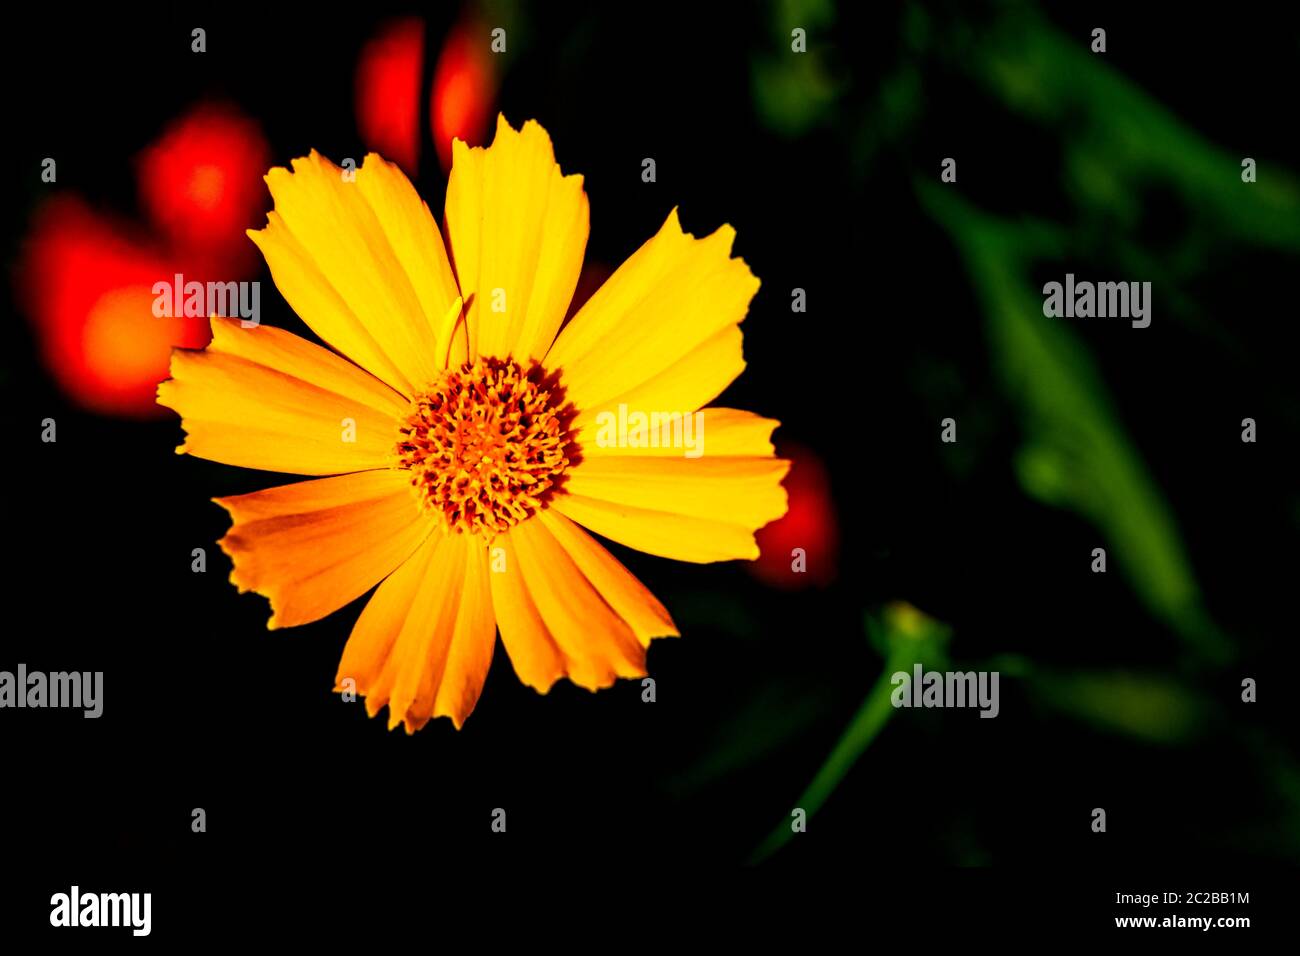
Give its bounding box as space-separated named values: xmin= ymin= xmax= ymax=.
xmin=395 ymin=357 xmax=577 ymax=537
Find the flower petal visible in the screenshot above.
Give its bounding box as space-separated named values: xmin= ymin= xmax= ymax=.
xmin=485 ymin=531 xmax=566 ymax=692
xmin=249 ymin=151 xmax=461 ymax=395
xmin=490 ymin=515 xmax=653 ymax=692
xmin=214 ymin=470 xmax=430 ymax=629
xmin=537 ymin=510 xmax=677 ymax=647
xmin=576 ymin=407 xmax=779 ymax=458
xmin=158 ymin=317 xmax=410 ymax=475
xmin=564 ymin=456 xmax=788 ymax=533
xmin=336 ymin=531 xmax=496 ymax=732
xmin=545 ymin=207 xmax=759 ymax=413
xmin=551 ymin=444 xmax=785 ymax=564
xmin=554 ymin=494 xmax=771 ymax=563
xmin=570 ymin=325 xmax=746 ymax=434
xmin=353 ymin=154 xmax=462 ymax=359
xmin=445 ymin=115 xmax=589 ymax=363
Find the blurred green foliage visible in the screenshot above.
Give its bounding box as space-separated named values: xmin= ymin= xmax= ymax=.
xmin=916 ymin=183 xmax=1230 ymax=663
xmin=750 ymin=0 xmax=841 ymax=137
xmin=740 ymin=0 xmax=1300 ymax=863
xmin=752 ymin=603 xmax=951 ymax=862
xmin=968 ymin=10 xmax=1300 ymax=251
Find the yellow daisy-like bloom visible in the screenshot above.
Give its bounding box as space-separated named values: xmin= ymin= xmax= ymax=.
xmin=158 ymin=115 xmax=789 ymax=732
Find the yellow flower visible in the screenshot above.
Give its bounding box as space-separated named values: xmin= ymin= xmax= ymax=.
xmin=158 ymin=115 xmax=789 ymax=731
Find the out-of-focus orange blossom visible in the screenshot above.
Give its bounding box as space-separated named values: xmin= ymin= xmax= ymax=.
xmin=751 ymin=443 xmax=839 ymax=588
xmin=18 ymin=198 xmax=210 ymax=418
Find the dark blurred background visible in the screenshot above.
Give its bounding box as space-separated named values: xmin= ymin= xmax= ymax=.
xmin=2 ymin=0 xmax=1298 ymax=906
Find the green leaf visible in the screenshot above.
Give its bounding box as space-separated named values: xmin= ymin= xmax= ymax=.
xmin=916 ymin=182 xmax=1230 ymax=664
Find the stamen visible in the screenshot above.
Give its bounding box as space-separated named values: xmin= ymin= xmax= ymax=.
xmin=395 ymin=357 xmax=577 ymax=537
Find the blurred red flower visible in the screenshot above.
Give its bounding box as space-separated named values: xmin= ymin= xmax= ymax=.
xmin=17 ymin=198 xmax=210 ymax=418
xmin=19 ymin=101 xmax=267 ymax=417
xmin=751 ymin=443 xmax=839 ymax=588
xmin=431 ymin=18 xmax=495 ymax=171
xmin=136 ymin=103 xmax=270 ymax=275
xmin=355 ymin=17 xmax=496 ymax=176
xmin=355 ymin=17 xmax=424 ymax=175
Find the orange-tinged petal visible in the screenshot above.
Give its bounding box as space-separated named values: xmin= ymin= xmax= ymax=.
xmin=249 ymin=151 xmax=461 ymax=394
xmin=445 ymin=115 xmax=589 ymax=362
xmin=430 ymin=536 xmax=497 ymax=727
xmin=158 ymin=317 xmax=410 ymax=475
xmin=214 ymin=470 xmax=430 ymax=629
xmin=537 ymin=510 xmax=677 ymax=647
xmin=337 ymin=531 xmax=496 ymax=731
xmin=545 ymin=207 xmax=759 ymax=412
xmin=487 ymin=532 xmax=567 ymax=692
xmin=493 ymin=516 xmax=649 ymax=691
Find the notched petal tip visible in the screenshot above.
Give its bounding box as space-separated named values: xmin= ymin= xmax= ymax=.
xmin=211 ymin=529 xmax=266 ymax=612
xmin=659 ymin=207 xmax=755 ymax=279
xmin=521 ymin=673 xmax=564 ymax=697
xmin=154 ymin=377 xmax=175 ymax=409
xmin=359 ymin=151 xmax=399 ymax=173
xmin=586 ymin=668 xmax=646 ymax=694
xmin=380 ymin=703 xmax=462 ymax=734
xmin=343 ymin=679 xmax=475 ymax=734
